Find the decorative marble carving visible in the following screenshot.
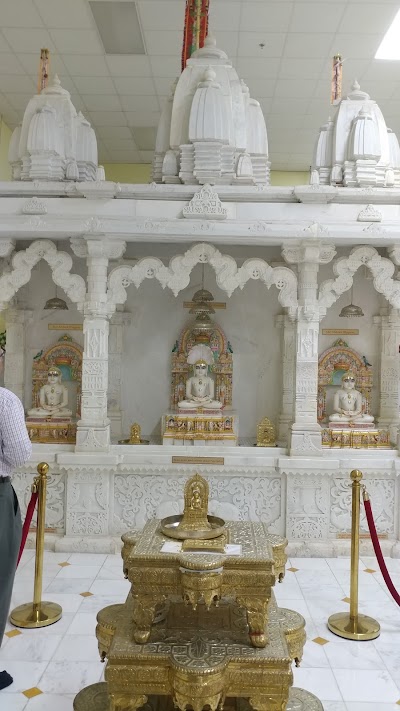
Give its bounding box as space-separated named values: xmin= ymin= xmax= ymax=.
xmin=357 ymin=204 xmax=382 ymax=222
xmin=182 ymin=185 xmax=227 ymax=220
xmin=0 ymin=239 xmax=86 ymax=311
xmin=21 ymin=196 xmax=47 ymax=215
xmin=319 ymin=245 xmax=400 ymax=316
xmin=108 ymin=242 xmax=298 ymax=318
xmin=65 ymin=470 xmax=109 ymax=536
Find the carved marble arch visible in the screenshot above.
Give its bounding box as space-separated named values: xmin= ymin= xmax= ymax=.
xmin=171 ymin=322 xmax=233 ymax=409
xmin=107 ymin=243 xmax=298 ymax=319
xmin=319 ymin=245 xmax=400 ymax=316
xmin=0 ymin=239 xmax=86 ymax=311
xmin=31 ymin=334 xmax=83 ymax=418
xmin=317 ymin=338 xmax=373 ymax=423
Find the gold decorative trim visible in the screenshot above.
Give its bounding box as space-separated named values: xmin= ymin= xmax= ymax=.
xmin=48 ymin=323 xmax=83 ymax=330
xmin=172 ymin=456 xmax=224 ymax=465
xmin=321 ymin=328 xmax=359 ymax=335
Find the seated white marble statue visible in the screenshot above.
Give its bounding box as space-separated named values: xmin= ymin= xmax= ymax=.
xmin=178 ymin=344 xmax=223 ymax=410
xmin=329 ymin=372 xmax=374 ymax=425
xmin=28 ymin=366 xmax=72 ymax=419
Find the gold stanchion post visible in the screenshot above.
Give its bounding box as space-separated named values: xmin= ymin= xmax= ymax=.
xmin=327 ymin=469 xmax=380 ymax=641
xmin=10 ymin=462 xmax=62 ymax=628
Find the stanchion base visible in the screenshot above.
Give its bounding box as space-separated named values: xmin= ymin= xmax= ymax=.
xmin=10 ymin=601 xmax=62 ymax=629
xmin=328 ymin=612 xmax=380 ymax=641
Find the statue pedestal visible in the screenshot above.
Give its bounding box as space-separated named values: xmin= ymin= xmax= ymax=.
xmin=26 ymin=417 xmax=76 ymax=444
xmin=322 ymin=427 xmax=390 ymax=449
xmin=162 ymin=409 xmax=238 ymax=446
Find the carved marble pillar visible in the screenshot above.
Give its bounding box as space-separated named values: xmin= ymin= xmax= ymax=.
xmin=71 ymin=237 xmax=126 ymax=451
xmin=4 ymin=308 xmax=32 ymax=402
xmin=374 ymin=308 xmax=400 ymax=445
xmin=283 ymin=240 xmax=336 ymax=456
xmin=275 ymin=315 xmax=295 ymax=445
xmin=108 ymin=310 xmax=131 ymax=439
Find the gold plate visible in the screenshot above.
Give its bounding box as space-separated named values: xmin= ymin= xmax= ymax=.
xmin=160 ymin=514 xmax=226 ymax=541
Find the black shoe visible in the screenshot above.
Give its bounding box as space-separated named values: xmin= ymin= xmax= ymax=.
xmin=0 ymin=671 xmax=13 ymax=690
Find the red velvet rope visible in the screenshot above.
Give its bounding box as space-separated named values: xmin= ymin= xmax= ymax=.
xmin=17 ymin=491 xmax=38 ymax=567
xmin=363 ymin=496 xmax=400 ymax=607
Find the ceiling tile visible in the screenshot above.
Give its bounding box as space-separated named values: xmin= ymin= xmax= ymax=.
xmin=244 ymin=78 xmax=276 ymax=98
xmin=113 ymin=77 xmax=156 ymax=96
xmin=338 ymin=4 xmax=399 ymax=35
xmin=143 ymin=30 xmax=183 ymax=56
xmin=88 ymin=110 xmax=128 ymax=126
xmin=274 ymin=79 xmax=317 ymax=98
xmin=17 ymin=52 xmax=68 ymax=77
xmin=55 ymin=75 xmax=79 ymax=94
xmin=149 ymin=56 xmax=181 ymax=78
xmin=241 ymin=3 xmax=293 ymax=33
xmin=102 ymin=138 xmax=137 ymax=151
xmin=84 ymin=94 xmax=122 ymax=111
xmin=362 ymin=60 xmax=400 ymax=83
xmin=0 ymin=53 xmax=28 ymax=75
xmin=34 ymin=0 xmax=95 ymax=28
xmin=124 ymin=111 xmax=161 ymax=127
xmin=106 ymin=55 xmax=152 ymax=77
xmin=0 ymin=74 xmax=36 ymax=94
xmin=73 ymin=76 xmax=116 ymax=94
xmin=137 ymin=1 xmax=184 ymax=31
xmin=0 ymin=33 xmax=11 ymax=53
xmin=284 ymin=33 xmax=335 ymax=59
xmin=3 ymin=27 xmax=55 ymax=53
xmin=63 ymin=54 xmax=110 ymax=76
xmin=1 ymin=0 xmax=43 ymax=27
xmin=97 ymin=125 xmax=132 ymax=139
xmin=120 ymin=95 xmax=159 ymax=112
xmin=70 ymin=94 xmax=88 ymax=112
xmin=270 ymin=97 xmax=310 ymax=114
xmin=106 ymin=149 xmax=142 ymax=163
xmin=49 ymin=29 xmax=103 ymax=54
xmin=289 ymin=2 xmax=347 ymax=33
xmin=216 ymin=31 xmax=239 ymax=59
xmin=279 ymin=57 xmax=326 ymax=80
xmin=330 ymin=33 xmax=382 ymax=59
xmin=268 ymin=112 xmax=305 ymax=128
xmin=237 ymin=32 xmax=285 ymax=58
xmin=209 ymin=2 xmax=241 ymax=31
xmin=131 ymin=126 xmax=157 ymax=150
xmin=7 ymin=93 xmax=36 ymax=110
xmin=153 ymin=77 xmax=176 ymax=96
xmin=258 ymin=97 xmax=273 ymax=113
xmin=236 ymin=58 xmax=281 ymax=79
xmin=139 ymin=150 xmax=154 ymax=163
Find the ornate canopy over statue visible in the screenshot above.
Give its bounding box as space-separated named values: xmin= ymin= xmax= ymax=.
xmin=26 ymin=334 xmax=83 ymax=443
xmin=318 ymin=339 xmax=373 ymax=424
xmin=171 ymin=322 xmax=232 ymax=409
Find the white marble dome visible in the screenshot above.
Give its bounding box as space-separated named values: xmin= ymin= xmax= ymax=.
xmin=311 ymin=80 xmax=400 ymax=188
xmin=152 ymin=36 xmax=270 ymax=186
xmin=8 ymin=75 xmax=102 ymax=182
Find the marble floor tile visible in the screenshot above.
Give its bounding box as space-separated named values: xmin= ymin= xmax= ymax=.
xmin=55 ymin=565 xmax=103 ymax=579
xmin=65 ymin=612 xmax=98 ymax=636
xmin=345 ymin=704 xmax=400 ymax=710
xmin=25 ymin=695 xmax=75 ymax=711
xmin=319 ymin=703 xmax=347 ymax=711
xmin=0 ymin=634 xmax=63 ymax=662
xmin=332 ymin=669 xmax=400 ymax=703
xmin=293 ymin=667 xmax=343 ymax=701
xmin=38 ymin=661 xmax=103 ymax=694
xmin=67 ymin=553 xmax=107 ymax=566
xmin=290 ymin=558 xmax=332 ymax=571
xmin=45 ymin=578 xmax=98 ymax=594
xmin=324 ymin=640 xmax=386 ymax=671
xmin=52 ymin=634 xmax=100 ymax=662
xmin=88 ymin=579 xmax=130 ymax=596
xmin=1 ymin=694 xmax=28 ymax=710
xmin=0 ymin=661 xmax=48 ymax=692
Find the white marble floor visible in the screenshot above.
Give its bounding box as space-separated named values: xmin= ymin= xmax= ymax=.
xmin=1 ymin=551 xmax=400 ymax=710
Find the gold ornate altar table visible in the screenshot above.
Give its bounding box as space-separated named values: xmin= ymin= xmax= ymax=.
xmin=93 ymin=596 xmax=304 ymax=711
xmin=125 ymin=519 xmax=275 ymax=648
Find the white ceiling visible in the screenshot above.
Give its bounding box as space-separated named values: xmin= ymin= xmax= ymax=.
xmin=0 ymin=0 xmax=399 ymax=170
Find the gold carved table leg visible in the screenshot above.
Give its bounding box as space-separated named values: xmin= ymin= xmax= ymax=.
xmin=236 ymin=597 xmax=269 ymax=648
xmin=132 ymin=594 xmax=162 ymax=644
xmin=110 ymin=693 xmax=147 ymax=711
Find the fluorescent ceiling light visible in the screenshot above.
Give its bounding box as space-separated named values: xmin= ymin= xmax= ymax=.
xmin=375 ymin=9 xmax=400 ymax=59
xmin=89 ymin=1 xmax=145 ymax=55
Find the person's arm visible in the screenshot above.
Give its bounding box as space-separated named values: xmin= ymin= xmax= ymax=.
xmin=1 ymin=392 xmax=32 ymax=467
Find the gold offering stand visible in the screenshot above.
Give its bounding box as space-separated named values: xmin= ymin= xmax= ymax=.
xmin=74 ymin=474 xmax=323 ymax=711
xmin=118 ymin=423 xmax=149 ymax=445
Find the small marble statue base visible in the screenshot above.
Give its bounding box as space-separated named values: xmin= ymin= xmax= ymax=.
xmin=162 ymin=409 xmax=238 ymax=446
xmin=26 ymin=417 xmax=76 ymax=444
xmin=322 ymin=427 xmax=390 ymax=449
